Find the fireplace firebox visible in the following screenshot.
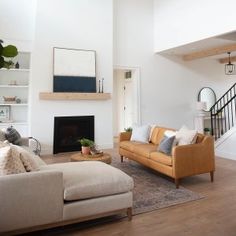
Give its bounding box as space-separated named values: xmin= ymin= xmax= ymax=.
xmin=53 ymin=116 xmax=94 ymax=154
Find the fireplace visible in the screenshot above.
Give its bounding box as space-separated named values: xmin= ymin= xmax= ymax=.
xmin=53 ymin=116 xmax=94 ymax=154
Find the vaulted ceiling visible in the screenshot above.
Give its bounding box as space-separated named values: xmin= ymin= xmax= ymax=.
xmin=161 ymin=31 xmax=236 ymax=63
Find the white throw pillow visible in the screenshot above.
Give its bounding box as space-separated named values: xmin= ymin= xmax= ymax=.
xmin=131 ymin=125 xmax=151 ymax=143
xmin=164 ymin=130 xmax=176 ymax=137
xmin=176 ymin=126 xmax=197 ymax=146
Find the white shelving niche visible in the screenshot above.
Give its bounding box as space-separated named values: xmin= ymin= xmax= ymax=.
xmin=0 ymin=52 xmax=30 ymax=136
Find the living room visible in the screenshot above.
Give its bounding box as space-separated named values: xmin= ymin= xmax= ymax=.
xmin=1 ymin=0 xmax=236 ymax=235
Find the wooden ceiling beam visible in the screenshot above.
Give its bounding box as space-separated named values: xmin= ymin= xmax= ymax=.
xmin=219 ymin=56 xmax=236 ymax=64
xmin=182 ymin=44 xmax=236 ymax=61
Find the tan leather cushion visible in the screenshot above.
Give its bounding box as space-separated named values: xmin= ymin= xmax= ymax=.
xmin=196 ymin=134 xmax=204 ymax=143
xmin=134 ymin=144 xmax=157 ymax=158
xmin=150 ymin=127 xmax=175 ymax=145
xmin=120 ymin=141 xmax=143 ymax=152
xmin=150 ymin=127 xmax=160 ymax=144
xmin=41 ymin=161 xmax=134 ymax=201
xmin=150 ymin=151 xmax=172 ymax=166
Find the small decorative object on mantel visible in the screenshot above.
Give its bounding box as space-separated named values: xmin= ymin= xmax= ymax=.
xmin=98 ymin=78 xmax=104 ymax=93
xmin=98 ymin=79 xmax=101 ymax=93
xmin=101 ymin=78 xmax=104 ymax=93
xmin=79 ymin=138 xmax=94 ymax=155
xmin=15 ymin=62 xmax=20 ymax=69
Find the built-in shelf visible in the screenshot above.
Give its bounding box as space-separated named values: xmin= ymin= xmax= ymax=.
xmin=0 ymin=85 xmax=28 ymax=88
xmin=0 ymin=68 xmax=30 ymax=72
xmin=39 ymin=92 xmax=111 ymax=100
xmin=0 ymin=103 xmax=28 ymax=106
xmin=0 ymin=121 xmax=27 ymax=126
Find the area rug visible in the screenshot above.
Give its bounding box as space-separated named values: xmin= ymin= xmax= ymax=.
xmin=111 ymin=157 xmax=204 ymax=215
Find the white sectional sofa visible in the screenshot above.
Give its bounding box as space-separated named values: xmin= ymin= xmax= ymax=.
xmin=0 ymin=159 xmax=134 ymax=235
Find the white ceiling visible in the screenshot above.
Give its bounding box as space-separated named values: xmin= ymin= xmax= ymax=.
xmin=161 ymin=31 xmax=236 ymax=59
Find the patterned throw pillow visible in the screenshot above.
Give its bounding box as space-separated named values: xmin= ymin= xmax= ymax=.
xmin=5 ymin=126 xmax=21 ymax=145
xmin=158 ymin=135 xmax=176 ymax=156
xmin=10 ymin=144 xmax=39 ymax=172
xmin=0 ymin=129 xmax=6 ymax=142
xmin=0 ymin=146 xmax=26 ymax=176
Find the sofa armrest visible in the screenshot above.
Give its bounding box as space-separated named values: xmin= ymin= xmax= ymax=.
xmin=0 ymin=170 xmax=64 ymax=233
xmin=19 ymin=137 xmax=30 ymax=146
xmin=119 ymin=132 xmax=132 ymax=142
xmin=172 ymin=136 xmax=215 ymax=178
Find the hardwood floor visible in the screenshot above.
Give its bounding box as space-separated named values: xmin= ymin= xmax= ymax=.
xmin=37 ymin=149 xmax=236 ymax=236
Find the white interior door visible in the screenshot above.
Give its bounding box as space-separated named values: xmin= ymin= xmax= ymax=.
xmin=113 ymin=67 xmax=141 ymax=137
xmin=124 ymin=79 xmax=134 ymax=129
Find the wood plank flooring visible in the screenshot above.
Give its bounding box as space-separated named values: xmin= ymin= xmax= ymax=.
xmin=37 ymin=149 xmax=236 ymax=236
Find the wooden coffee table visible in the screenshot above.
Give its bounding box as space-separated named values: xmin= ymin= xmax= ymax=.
xmin=70 ymin=152 xmax=112 ymax=164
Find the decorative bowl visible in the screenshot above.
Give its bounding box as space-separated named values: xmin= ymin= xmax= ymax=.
xmin=3 ymin=96 xmax=17 ymax=102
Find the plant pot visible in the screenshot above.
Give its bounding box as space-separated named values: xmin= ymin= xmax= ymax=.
xmin=81 ymin=146 xmax=90 ymax=155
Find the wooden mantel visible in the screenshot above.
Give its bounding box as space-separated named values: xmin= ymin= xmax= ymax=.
xmin=39 ymin=92 xmax=111 ymax=100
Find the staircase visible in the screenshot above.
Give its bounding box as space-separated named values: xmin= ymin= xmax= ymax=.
xmin=210 ymin=83 xmax=236 ymax=140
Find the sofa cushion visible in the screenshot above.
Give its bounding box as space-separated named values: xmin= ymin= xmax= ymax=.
xmin=0 ymin=130 xmax=6 ymax=142
xmin=120 ymin=140 xmax=143 ymax=152
xmin=150 ymin=127 xmax=175 ymax=145
xmin=134 ymin=144 xmax=157 ymax=158
xmin=158 ymin=135 xmax=176 ymax=156
xmin=150 ymin=151 xmax=172 ymax=166
xmin=176 ymin=126 xmax=197 ymax=145
xmin=130 ymin=125 xmax=150 ymax=143
xmin=10 ymin=144 xmax=39 ymax=172
xmin=5 ymin=126 xmax=21 ymax=145
xmin=0 ymin=146 xmax=26 ymax=175
xmin=40 ymin=161 xmax=134 ymax=201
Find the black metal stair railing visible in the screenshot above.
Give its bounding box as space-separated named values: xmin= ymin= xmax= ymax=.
xmin=210 ymin=83 xmax=236 ymax=140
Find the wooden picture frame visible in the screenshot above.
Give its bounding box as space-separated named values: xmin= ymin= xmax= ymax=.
xmin=0 ymin=106 xmax=10 ymax=122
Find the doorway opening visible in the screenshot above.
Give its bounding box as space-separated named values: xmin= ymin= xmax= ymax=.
xmin=113 ymin=66 xmax=141 ymax=144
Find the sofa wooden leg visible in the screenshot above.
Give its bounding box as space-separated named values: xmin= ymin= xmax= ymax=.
xmin=127 ymin=207 xmax=132 ymax=221
xmin=121 ymin=155 xmax=124 ymax=162
xmin=175 ymin=178 xmax=180 ymax=189
xmin=210 ymin=171 xmax=214 ymax=182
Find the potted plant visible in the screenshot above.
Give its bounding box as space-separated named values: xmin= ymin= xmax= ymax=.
xmin=124 ymin=127 xmax=132 ymax=132
xmin=204 ymin=127 xmax=211 ymax=135
xmin=79 ymin=138 xmax=94 ymax=155
xmin=0 ymin=40 xmax=18 ymax=69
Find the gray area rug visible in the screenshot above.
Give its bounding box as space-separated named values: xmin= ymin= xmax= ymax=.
xmin=111 ymin=157 xmax=203 ymax=215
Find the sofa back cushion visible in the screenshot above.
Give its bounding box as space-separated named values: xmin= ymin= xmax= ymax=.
xmin=150 ymin=127 xmax=176 ymax=145
xmin=196 ymin=134 xmax=205 ymax=143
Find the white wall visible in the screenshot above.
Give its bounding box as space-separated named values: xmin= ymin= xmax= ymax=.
xmin=30 ymin=0 xmax=113 ymax=154
xmin=0 ymin=0 xmax=36 ymax=51
xmin=114 ymin=0 xmax=225 ymax=130
xmin=154 ymin=0 xmax=236 ymax=52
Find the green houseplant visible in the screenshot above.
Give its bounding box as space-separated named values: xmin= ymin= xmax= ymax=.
xmin=124 ymin=127 xmax=132 ymax=132
xmin=204 ymin=127 xmax=211 ymax=135
xmin=79 ymin=138 xmax=94 ymax=155
xmin=0 ymin=39 xmax=18 ymax=69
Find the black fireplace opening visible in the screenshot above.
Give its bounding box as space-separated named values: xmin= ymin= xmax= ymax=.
xmin=53 ymin=116 xmax=94 ymax=154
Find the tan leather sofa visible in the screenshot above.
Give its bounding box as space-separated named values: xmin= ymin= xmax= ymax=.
xmin=119 ymin=126 xmax=215 ymax=188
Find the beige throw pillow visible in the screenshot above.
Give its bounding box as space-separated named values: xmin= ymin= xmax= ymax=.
xmin=0 ymin=129 xmax=6 ymax=142
xmin=10 ymin=144 xmax=39 ymax=172
xmin=0 ymin=146 xmax=26 ymax=176
xmin=176 ymin=126 xmax=197 ymax=146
